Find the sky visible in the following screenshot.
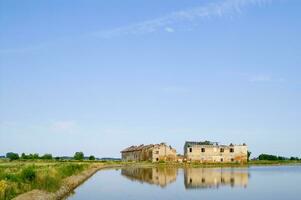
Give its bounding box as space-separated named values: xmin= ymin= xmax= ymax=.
xmin=0 ymin=0 xmax=300 ymax=158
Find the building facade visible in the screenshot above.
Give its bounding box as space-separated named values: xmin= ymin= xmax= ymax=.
xmin=121 ymin=143 xmax=177 ymax=162
xmin=184 ymin=141 xmax=248 ymax=163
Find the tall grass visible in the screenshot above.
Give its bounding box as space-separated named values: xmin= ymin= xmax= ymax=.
xmin=0 ymin=162 xmax=89 ymax=200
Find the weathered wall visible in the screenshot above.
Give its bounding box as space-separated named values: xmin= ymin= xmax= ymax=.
xmin=184 ymin=144 xmax=247 ymax=163
xmin=121 ymin=143 xmax=177 ymax=162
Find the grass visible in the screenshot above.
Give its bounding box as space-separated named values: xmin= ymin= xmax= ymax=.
xmin=0 ymin=161 xmax=90 ymax=200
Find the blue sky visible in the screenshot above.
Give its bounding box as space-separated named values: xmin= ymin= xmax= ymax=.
xmin=0 ymin=0 xmax=300 ymax=158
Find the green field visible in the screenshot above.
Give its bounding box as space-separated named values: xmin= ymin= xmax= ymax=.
xmin=0 ymin=160 xmax=92 ymax=200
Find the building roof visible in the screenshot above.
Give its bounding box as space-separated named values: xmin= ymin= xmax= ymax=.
xmin=121 ymin=143 xmax=176 ymax=153
xmin=185 ymin=141 xmax=247 ymax=147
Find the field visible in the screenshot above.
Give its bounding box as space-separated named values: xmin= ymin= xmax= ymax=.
xmin=0 ymin=160 xmax=92 ymax=200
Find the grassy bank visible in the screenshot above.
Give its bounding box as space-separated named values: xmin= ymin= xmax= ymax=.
xmin=0 ymin=161 xmax=91 ymax=200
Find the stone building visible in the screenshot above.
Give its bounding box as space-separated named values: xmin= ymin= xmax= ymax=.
xmin=184 ymin=168 xmax=249 ymax=189
xmin=184 ymin=141 xmax=248 ymax=163
xmin=121 ymin=143 xmax=177 ymax=162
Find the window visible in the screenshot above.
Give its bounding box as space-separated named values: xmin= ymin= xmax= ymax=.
xmin=156 ymin=158 xmax=159 ymax=161
xmin=189 ymin=148 xmax=192 ymax=153
xmin=221 ymin=158 xmax=224 ymax=162
xmin=201 ymin=148 xmax=205 ymax=153
xmin=231 ymin=158 xmax=234 ymax=162
xmin=220 ymin=148 xmax=224 ymax=153
xmin=230 ymin=148 xmax=234 ymax=153
xmin=155 ymin=151 xmax=159 ymax=154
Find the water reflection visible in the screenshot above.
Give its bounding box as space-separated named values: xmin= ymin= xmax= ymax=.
xmin=121 ymin=167 xmax=177 ymax=187
xmin=121 ymin=167 xmax=249 ymax=189
xmin=184 ymin=168 xmax=249 ymax=189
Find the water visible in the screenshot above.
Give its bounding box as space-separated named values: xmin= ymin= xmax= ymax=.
xmin=68 ymin=165 xmax=301 ymax=200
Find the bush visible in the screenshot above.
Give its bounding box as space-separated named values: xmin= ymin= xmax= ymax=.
xmin=89 ymin=155 xmax=95 ymax=160
xmin=21 ymin=166 xmax=36 ymax=182
xmin=258 ymin=154 xmax=289 ymax=161
xmin=58 ymin=164 xmax=85 ymax=177
xmin=6 ymin=152 xmax=19 ymax=161
xmin=41 ymin=154 xmax=53 ymax=160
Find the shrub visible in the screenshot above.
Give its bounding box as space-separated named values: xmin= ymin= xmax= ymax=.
xmin=89 ymin=155 xmax=95 ymax=160
xmin=58 ymin=164 xmax=85 ymax=177
xmin=6 ymin=152 xmax=19 ymax=161
xmin=21 ymin=166 xmax=36 ymax=182
xmin=258 ymin=154 xmax=289 ymax=161
xmin=41 ymin=154 xmax=53 ymax=160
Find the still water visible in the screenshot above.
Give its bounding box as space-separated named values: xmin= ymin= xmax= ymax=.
xmin=68 ymin=165 xmax=301 ymax=200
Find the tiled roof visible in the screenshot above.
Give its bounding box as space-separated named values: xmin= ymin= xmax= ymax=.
xmin=121 ymin=143 xmax=176 ymax=153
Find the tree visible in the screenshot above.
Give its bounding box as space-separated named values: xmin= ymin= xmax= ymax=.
xmin=247 ymin=151 xmax=251 ymax=162
xmin=21 ymin=153 xmax=28 ymax=159
xmin=89 ymin=155 xmax=95 ymax=160
xmin=33 ymin=153 xmax=39 ymax=159
xmin=6 ymin=152 xmax=19 ymax=161
xmin=74 ymin=152 xmax=84 ymax=160
xmin=41 ymin=154 xmax=53 ymax=160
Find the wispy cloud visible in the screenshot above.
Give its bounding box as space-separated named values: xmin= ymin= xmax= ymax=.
xmin=92 ymin=0 xmax=272 ymax=38
xmin=248 ymin=74 xmax=285 ymax=83
xmin=249 ymin=74 xmax=272 ymax=82
xmin=50 ymin=121 xmax=77 ymax=133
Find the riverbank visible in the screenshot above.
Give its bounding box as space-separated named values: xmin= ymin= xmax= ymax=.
xmin=12 ymin=163 xmax=123 ymax=200
xmin=2 ymin=160 xmax=301 ymax=200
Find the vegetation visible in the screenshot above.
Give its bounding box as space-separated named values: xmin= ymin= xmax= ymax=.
xmin=5 ymin=153 xmax=19 ymax=161
xmin=247 ymin=151 xmax=251 ymax=162
xmin=73 ymin=152 xmax=84 ymax=161
xmin=89 ymin=155 xmax=95 ymax=161
xmin=0 ymin=161 xmax=90 ymax=200
xmin=257 ymin=154 xmax=299 ymax=161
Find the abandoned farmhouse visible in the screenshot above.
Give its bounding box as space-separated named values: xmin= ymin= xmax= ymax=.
xmin=184 ymin=141 xmax=248 ymax=163
xmin=121 ymin=143 xmax=177 ymax=162
xmin=121 ymin=140 xmax=248 ymax=163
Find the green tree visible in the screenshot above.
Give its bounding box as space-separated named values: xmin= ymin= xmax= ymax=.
xmin=33 ymin=153 xmax=39 ymax=159
xmin=41 ymin=154 xmax=53 ymax=160
xmin=74 ymin=152 xmax=84 ymax=160
xmin=89 ymin=155 xmax=95 ymax=160
xmin=247 ymin=151 xmax=251 ymax=162
xmin=21 ymin=153 xmax=28 ymax=159
xmin=6 ymin=152 xmax=19 ymax=161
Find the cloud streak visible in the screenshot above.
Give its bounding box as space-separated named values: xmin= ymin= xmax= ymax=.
xmin=50 ymin=121 xmax=77 ymax=133
xmin=92 ymin=0 xmax=272 ymax=38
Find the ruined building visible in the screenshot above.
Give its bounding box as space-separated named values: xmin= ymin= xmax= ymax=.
xmin=184 ymin=141 xmax=248 ymax=163
xmin=121 ymin=143 xmax=177 ymax=162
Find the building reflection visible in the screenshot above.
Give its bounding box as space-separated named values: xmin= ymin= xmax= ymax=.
xmin=121 ymin=167 xmax=177 ymax=188
xmin=184 ymin=168 xmax=249 ymax=189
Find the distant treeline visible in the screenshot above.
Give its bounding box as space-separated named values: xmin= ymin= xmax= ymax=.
xmin=257 ymin=154 xmax=300 ymax=161
xmin=2 ymin=152 xmax=121 ymax=161
xmin=4 ymin=152 xmax=97 ymax=161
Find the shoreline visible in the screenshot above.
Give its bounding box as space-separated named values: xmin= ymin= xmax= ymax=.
xmin=12 ymin=163 xmax=123 ymax=200
xmin=11 ymin=160 xmax=301 ymax=200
